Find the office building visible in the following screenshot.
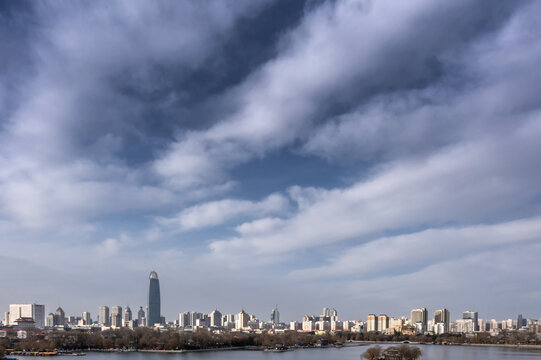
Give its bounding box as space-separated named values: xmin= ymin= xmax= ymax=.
xmin=147 ymin=271 xmax=161 ymax=326
xmin=54 ymin=307 xmax=65 ymax=326
xmin=270 ymin=305 xmax=280 ymax=325
xmin=46 ymin=313 xmax=55 ymax=328
xmin=210 ymin=309 xmax=222 ymax=328
xmin=463 ymin=311 xmax=479 ymax=332
xmin=8 ymin=304 xmax=45 ymax=329
xmin=82 ymin=312 xmax=91 ymax=325
xmin=123 ymin=307 xmax=132 ymax=327
xmin=434 ymin=309 xmax=450 ymax=333
xmin=98 ymin=306 xmax=110 ymax=326
xmin=137 ymin=307 xmax=145 ymax=326
xmin=411 ymin=308 xmax=428 ymax=331
xmin=517 ymin=314 xmax=524 ymax=329
xmin=111 ymin=306 xmax=122 ymax=328
xmin=236 ymin=309 xmax=249 ymax=329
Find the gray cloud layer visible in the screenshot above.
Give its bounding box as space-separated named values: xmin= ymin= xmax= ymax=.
xmin=1 ymin=0 xmax=540 ymax=321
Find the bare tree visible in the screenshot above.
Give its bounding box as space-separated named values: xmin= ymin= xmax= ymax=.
xmin=362 ymin=345 xmax=382 ymax=360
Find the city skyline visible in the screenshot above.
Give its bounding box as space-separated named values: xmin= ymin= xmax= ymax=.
xmin=2 ymin=0 xmax=541 ymax=321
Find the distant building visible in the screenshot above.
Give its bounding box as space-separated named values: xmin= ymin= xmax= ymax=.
xmin=236 ymin=309 xmax=249 ymax=329
xmin=411 ymin=308 xmax=428 ymax=333
xmin=434 ymin=309 xmax=450 ymax=333
xmin=82 ymin=312 xmax=91 ymax=325
xmin=98 ymin=306 xmax=110 ymax=326
xmin=13 ymin=317 xmax=35 ymax=329
xmin=111 ymin=306 xmax=122 ymax=328
xmin=137 ymin=307 xmax=145 ymax=326
xmin=517 ymin=314 xmax=524 ymax=329
xmin=302 ymin=320 xmax=315 ymax=331
xmin=463 ymin=311 xmax=479 ymax=332
xmin=270 ymin=305 xmax=280 ymax=326
xmin=123 ymin=307 xmax=132 ymax=327
xmin=331 ymin=308 xmax=338 ymax=322
xmin=210 ymin=309 xmax=222 ymax=328
xmin=8 ymin=304 xmax=45 ymax=329
xmin=378 ymin=314 xmax=389 ymax=333
xmin=455 ymin=318 xmax=475 ymax=333
xmin=367 ymin=314 xmax=377 ymax=332
xmin=147 ymin=271 xmax=161 ymax=326
xmin=54 ymin=307 xmax=65 ymax=326
xmin=46 ymin=313 xmax=55 ymax=328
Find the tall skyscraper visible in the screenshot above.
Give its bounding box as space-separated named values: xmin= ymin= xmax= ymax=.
xmin=98 ymin=306 xmax=110 ymax=326
xmin=463 ymin=311 xmax=479 ymax=332
xmin=270 ymin=305 xmax=280 ymax=325
xmin=111 ymin=306 xmax=122 ymax=328
xmin=8 ymin=304 xmax=45 ymax=328
xmin=147 ymin=271 xmax=161 ymax=326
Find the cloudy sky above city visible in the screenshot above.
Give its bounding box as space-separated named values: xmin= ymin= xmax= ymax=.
xmin=1 ymin=0 xmax=541 ymax=322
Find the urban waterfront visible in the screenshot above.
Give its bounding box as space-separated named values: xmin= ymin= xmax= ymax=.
xmin=12 ymin=345 xmax=541 ymax=360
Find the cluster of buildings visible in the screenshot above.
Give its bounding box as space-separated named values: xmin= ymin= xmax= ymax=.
xmin=363 ymin=308 xmax=541 ymax=335
xmin=2 ymin=272 xmax=540 ymax=337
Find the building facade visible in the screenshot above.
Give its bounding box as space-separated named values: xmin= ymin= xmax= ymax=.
xmin=8 ymin=304 xmax=45 ymax=329
xmin=147 ymin=271 xmax=161 ymax=326
xmin=98 ymin=306 xmax=110 ymax=326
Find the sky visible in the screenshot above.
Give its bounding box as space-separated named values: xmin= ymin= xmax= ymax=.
xmin=1 ymin=0 xmax=541 ymax=324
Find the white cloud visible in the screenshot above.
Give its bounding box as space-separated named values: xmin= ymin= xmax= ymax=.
xmin=290 ymin=216 xmax=541 ymax=280
xmin=209 ymin=117 xmax=541 ymax=260
xmin=154 ymin=0 xmax=500 ymax=188
xmin=157 ymin=193 xmax=290 ymax=232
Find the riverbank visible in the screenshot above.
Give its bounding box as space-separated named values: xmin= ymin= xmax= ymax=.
xmin=353 ymin=340 xmax=541 ymax=350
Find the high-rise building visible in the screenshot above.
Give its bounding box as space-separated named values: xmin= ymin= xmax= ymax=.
xmin=137 ymin=307 xmax=145 ymax=326
xmin=82 ymin=312 xmax=91 ymax=325
xmin=54 ymin=307 xmax=65 ymax=326
xmin=367 ymin=314 xmax=378 ymax=332
xmin=210 ymin=309 xmax=222 ymax=328
xmin=46 ymin=313 xmax=55 ymax=328
xmin=147 ymin=271 xmax=161 ymax=327
xmin=323 ymin=307 xmax=330 ymax=318
xmin=378 ymin=314 xmax=389 ymax=333
xmin=8 ymin=304 xmax=45 ymax=328
xmin=517 ymin=314 xmax=524 ymax=329
xmin=123 ymin=307 xmax=132 ymax=327
xmin=434 ymin=309 xmax=450 ymax=333
xmin=411 ymin=308 xmax=428 ymax=331
xmin=331 ymin=308 xmax=338 ymax=322
xmin=463 ymin=311 xmax=479 ymax=332
xmin=236 ymin=309 xmax=249 ymax=329
xmin=111 ymin=306 xmax=122 ymax=328
xmin=98 ymin=306 xmax=110 ymax=326
xmin=270 ymin=305 xmax=280 ymax=325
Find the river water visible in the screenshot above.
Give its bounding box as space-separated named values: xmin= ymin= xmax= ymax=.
xmin=14 ymin=345 xmax=541 ymax=360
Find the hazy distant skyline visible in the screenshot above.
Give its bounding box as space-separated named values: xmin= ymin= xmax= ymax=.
xmin=1 ymin=0 xmax=541 ymax=322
